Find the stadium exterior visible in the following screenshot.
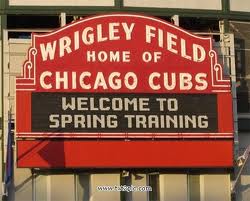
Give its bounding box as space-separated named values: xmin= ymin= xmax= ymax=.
xmin=0 ymin=1 xmax=250 ymax=201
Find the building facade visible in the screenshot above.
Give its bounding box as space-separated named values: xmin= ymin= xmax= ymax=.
xmin=0 ymin=1 xmax=250 ymax=201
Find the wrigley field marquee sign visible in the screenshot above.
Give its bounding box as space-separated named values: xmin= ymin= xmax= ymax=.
xmin=16 ymin=14 xmax=233 ymax=168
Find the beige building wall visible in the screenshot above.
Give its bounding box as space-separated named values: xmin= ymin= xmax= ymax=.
xmin=124 ymin=0 xmax=221 ymax=10
xmin=159 ymin=174 xmax=231 ymax=201
xmin=0 ymin=35 xmax=2 ymax=198
xmin=131 ymin=173 xmax=147 ymax=201
xmin=12 ymin=168 xmax=33 ymax=201
xmin=202 ymin=175 xmax=231 ymax=201
xmin=77 ymin=173 xmax=90 ymax=201
xmin=160 ymin=174 xmax=188 ymax=201
xmin=9 ymin=39 xmax=30 ymax=113
xmin=90 ymin=174 xmax=120 ymax=201
xmin=9 ymin=0 xmax=115 ymax=6
xmin=34 ymin=174 xmax=75 ymax=201
xmin=51 ymin=174 xmax=75 ymax=201
xmin=3 ymin=38 xmax=31 ymax=201
xmin=230 ymin=0 xmax=250 ymax=12
xmin=35 ymin=174 xmax=48 ymax=201
xmin=237 ymin=133 xmax=250 ymax=201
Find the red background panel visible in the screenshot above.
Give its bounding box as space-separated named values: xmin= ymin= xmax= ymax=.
xmin=17 ymin=140 xmax=233 ymax=168
xmin=16 ymin=91 xmax=31 ymax=133
xmin=217 ymin=93 xmax=234 ymax=133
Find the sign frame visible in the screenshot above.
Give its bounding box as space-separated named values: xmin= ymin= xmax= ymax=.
xmin=15 ymin=13 xmax=234 ymax=168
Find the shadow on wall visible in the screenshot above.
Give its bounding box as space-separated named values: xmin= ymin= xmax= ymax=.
xmin=78 ymin=174 xmax=90 ymax=201
xmin=235 ymin=38 xmax=250 ymax=113
xmin=17 ymin=140 xmax=66 ymax=168
xmin=236 ymin=182 xmax=250 ymax=201
xmin=38 ymin=140 xmax=66 ymax=168
xmin=237 ymin=79 xmax=249 ymax=113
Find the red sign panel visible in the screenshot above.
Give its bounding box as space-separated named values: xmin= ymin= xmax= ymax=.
xmin=16 ymin=14 xmax=233 ymax=168
xmin=17 ymin=140 xmax=233 ymax=168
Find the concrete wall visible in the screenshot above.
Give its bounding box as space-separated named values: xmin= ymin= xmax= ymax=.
xmin=1 ymin=38 xmax=31 ymax=201
xmin=230 ymin=0 xmax=250 ymax=12
xmin=131 ymin=173 xmax=147 ymax=201
xmin=160 ymin=174 xmax=188 ymax=201
xmin=237 ymin=132 xmax=250 ymax=201
xmin=0 ymin=36 xmax=2 ymax=197
xmin=32 ymin=174 xmax=76 ymax=201
xmin=124 ymin=0 xmax=221 ymax=10
xmin=159 ymin=174 xmax=231 ymax=201
xmin=11 ymin=168 xmax=33 ymax=201
xmin=6 ymin=172 xmax=231 ymax=201
xmin=90 ymin=174 xmax=120 ymax=201
xmin=202 ymin=175 xmax=231 ymax=201
xmin=9 ymin=0 xmax=115 ymax=6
